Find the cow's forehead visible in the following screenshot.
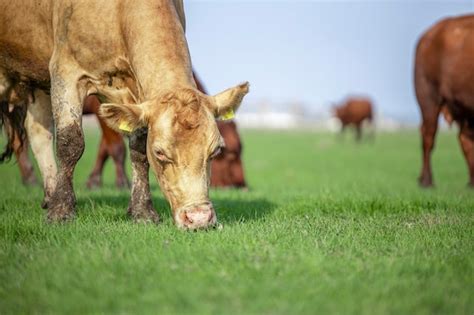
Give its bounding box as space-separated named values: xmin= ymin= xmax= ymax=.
xmin=149 ymin=105 xmax=219 ymax=148
xmin=149 ymin=109 xmax=174 ymax=143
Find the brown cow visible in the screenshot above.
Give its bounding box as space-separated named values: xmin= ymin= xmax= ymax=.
xmin=415 ymin=15 xmax=474 ymax=187
xmin=83 ymin=95 xmax=129 ymax=189
xmin=6 ymin=129 xmax=37 ymax=186
xmin=0 ymin=1 xmax=249 ymax=229
xmin=332 ymin=97 xmax=374 ymax=141
xmin=0 ymin=106 xmax=37 ymax=185
xmin=0 ymin=84 xmax=37 ymax=185
xmin=194 ymin=73 xmax=247 ymax=189
xmin=211 ymin=121 xmax=247 ymax=188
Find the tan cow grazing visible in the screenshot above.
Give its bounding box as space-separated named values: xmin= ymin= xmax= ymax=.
xmin=332 ymin=97 xmax=374 ymax=141
xmin=0 ymin=1 xmax=249 ymax=229
xmin=415 ymin=15 xmax=474 ymax=188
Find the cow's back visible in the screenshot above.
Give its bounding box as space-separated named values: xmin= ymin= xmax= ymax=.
xmin=0 ymin=1 xmax=53 ymax=83
xmin=0 ymin=0 xmax=187 ymax=92
xmin=341 ymin=99 xmax=372 ymax=124
xmin=0 ymin=1 xmax=130 ymax=83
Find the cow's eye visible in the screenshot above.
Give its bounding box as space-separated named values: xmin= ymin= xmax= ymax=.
xmin=210 ymin=146 xmax=223 ymax=159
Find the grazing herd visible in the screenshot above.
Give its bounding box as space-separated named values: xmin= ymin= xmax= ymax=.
xmin=0 ymin=1 xmax=472 ymax=230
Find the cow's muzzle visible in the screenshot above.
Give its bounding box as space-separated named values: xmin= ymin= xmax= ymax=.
xmin=175 ymin=202 xmax=217 ymax=230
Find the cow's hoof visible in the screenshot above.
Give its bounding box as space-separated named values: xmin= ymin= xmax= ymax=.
xmin=86 ymin=175 xmax=102 ymax=190
xmin=47 ymin=207 xmax=76 ymax=223
xmin=128 ymin=207 xmax=160 ymax=224
xmin=115 ymin=178 xmax=130 ymax=190
xmin=22 ymin=174 xmax=38 ymax=187
xmin=467 ymin=182 xmax=474 ymax=188
xmin=175 ymin=205 xmax=217 ymax=230
xmin=41 ymin=197 xmax=49 ymax=209
xmin=238 ymin=185 xmax=249 ymax=192
xmin=418 ymin=177 xmax=434 ymax=188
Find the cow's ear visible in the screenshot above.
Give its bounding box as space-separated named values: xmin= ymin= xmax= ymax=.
xmin=209 ymin=82 xmax=249 ymax=118
xmin=99 ymin=102 xmax=151 ymax=133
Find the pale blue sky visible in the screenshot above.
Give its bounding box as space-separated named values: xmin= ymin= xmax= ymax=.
xmin=185 ymin=0 xmax=473 ymax=122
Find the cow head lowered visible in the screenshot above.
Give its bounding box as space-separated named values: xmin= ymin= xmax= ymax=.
xmin=99 ymin=82 xmax=249 ymax=229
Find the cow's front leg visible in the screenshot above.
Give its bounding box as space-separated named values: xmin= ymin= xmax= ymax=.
xmin=47 ymin=66 xmax=85 ymax=222
xmin=128 ymin=128 xmax=159 ymax=223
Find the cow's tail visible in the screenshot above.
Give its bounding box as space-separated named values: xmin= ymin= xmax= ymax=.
xmin=0 ymin=100 xmax=27 ymax=162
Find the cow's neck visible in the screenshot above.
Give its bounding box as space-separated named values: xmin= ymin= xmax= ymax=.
xmin=124 ymin=1 xmax=195 ymax=101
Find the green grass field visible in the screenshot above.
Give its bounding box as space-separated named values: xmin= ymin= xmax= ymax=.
xmin=0 ymin=129 xmax=472 ymax=314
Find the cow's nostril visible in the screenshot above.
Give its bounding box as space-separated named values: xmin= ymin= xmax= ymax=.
xmin=182 ymin=207 xmax=215 ymax=229
xmin=185 ymin=214 xmax=194 ymax=224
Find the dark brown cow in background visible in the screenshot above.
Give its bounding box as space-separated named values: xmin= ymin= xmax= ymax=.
xmin=8 ymin=72 xmax=247 ymax=190
xmin=11 ymin=134 xmax=37 ymax=186
xmin=415 ymin=15 xmax=474 ymax=187
xmin=333 ymin=97 xmax=374 ymax=141
xmin=211 ymin=121 xmax=247 ymax=188
xmin=194 ymin=73 xmax=247 ymax=189
xmin=2 ymin=120 xmax=36 ymax=186
xmin=83 ymin=95 xmax=129 ymax=189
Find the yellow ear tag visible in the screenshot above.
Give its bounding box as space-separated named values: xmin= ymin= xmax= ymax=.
xmin=119 ymin=120 xmax=133 ymax=132
xmin=219 ymin=108 xmax=235 ymax=121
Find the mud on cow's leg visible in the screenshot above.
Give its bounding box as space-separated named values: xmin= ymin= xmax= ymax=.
xmin=458 ymin=123 xmax=474 ymax=187
xmin=48 ymin=123 xmax=83 ymax=221
xmin=47 ymin=66 xmax=85 ymax=222
xmin=128 ymin=128 xmax=159 ymax=223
